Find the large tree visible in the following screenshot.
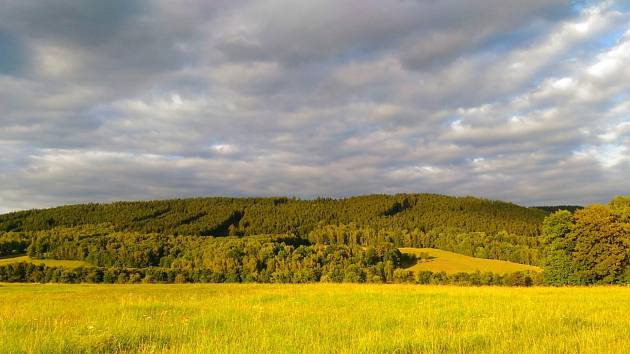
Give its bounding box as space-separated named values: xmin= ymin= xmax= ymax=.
xmin=542 ymin=197 xmax=630 ymax=285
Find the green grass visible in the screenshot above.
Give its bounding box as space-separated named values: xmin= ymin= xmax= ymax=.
xmin=400 ymin=248 xmax=541 ymax=274
xmin=0 ymin=283 xmax=628 ymax=353
xmin=0 ymin=255 xmax=91 ymax=268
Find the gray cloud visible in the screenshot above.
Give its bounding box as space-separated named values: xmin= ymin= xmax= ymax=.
xmin=1 ymin=0 xmax=629 ymax=212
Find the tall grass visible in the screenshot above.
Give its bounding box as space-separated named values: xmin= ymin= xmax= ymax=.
xmin=0 ymin=284 xmax=628 ymax=353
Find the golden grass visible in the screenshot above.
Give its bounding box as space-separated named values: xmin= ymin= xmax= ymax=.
xmin=0 ymin=255 xmax=91 ymax=268
xmin=400 ymin=247 xmax=541 ymax=274
xmin=0 ymin=283 xmax=628 ymax=353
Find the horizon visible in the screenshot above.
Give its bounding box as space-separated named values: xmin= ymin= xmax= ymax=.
xmin=1 ymin=1 xmax=629 ymax=212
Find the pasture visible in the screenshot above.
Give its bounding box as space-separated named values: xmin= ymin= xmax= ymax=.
xmin=0 ymin=255 xmax=91 ymax=268
xmin=0 ymin=283 xmax=628 ymax=353
xmin=400 ymin=247 xmax=541 ymax=274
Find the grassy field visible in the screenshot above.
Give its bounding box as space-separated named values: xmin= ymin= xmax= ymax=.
xmin=0 ymin=284 xmax=628 ymax=353
xmin=0 ymin=255 xmax=91 ymax=268
xmin=400 ymin=247 xmax=541 ymax=274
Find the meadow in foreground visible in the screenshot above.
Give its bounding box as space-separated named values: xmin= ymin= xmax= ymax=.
xmin=0 ymin=284 xmax=629 ymax=353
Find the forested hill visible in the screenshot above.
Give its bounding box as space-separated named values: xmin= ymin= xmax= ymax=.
xmin=1 ymin=195 xmax=626 ymax=285
xmin=0 ymin=194 xmax=545 ymax=237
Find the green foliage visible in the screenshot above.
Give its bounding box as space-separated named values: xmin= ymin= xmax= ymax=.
xmin=17 ymin=193 xmax=630 ymax=285
xmin=542 ymin=197 xmax=630 ymax=285
xmin=609 ymin=195 xmax=630 ymax=213
xmin=0 ymin=198 xmax=252 ymax=235
xmin=0 ymin=194 xmax=548 ymax=280
xmin=541 ymin=210 xmax=576 ymax=285
xmin=610 ymin=195 xmax=630 ymax=233
xmin=0 ymin=222 xmax=548 ymax=285
xmin=13 ymin=225 xmax=402 ymax=283
xmin=0 ymin=262 xmax=540 ymax=286
xmin=308 ymin=223 xmax=541 ymax=264
xmin=0 ymin=232 xmax=31 ymax=257
xmin=571 ymin=205 xmax=628 ymax=284
xmin=0 ymin=194 xmax=545 ymax=238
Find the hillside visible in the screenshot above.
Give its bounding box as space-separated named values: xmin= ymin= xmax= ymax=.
xmin=400 ymin=248 xmax=541 ymax=274
xmin=0 ymin=195 xmax=626 ymax=285
xmin=0 ymin=255 xmax=90 ymax=269
xmin=0 ymin=192 xmax=554 ymax=286
xmin=0 ymin=194 xmax=546 ymax=237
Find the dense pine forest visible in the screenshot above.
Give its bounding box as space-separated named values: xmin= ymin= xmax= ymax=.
xmin=0 ymin=194 xmax=627 ymax=285
xmin=0 ymin=194 xmax=545 ymax=236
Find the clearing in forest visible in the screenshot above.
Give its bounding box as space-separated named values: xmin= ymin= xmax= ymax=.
xmin=0 ymin=255 xmax=91 ymax=268
xmin=400 ymin=247 xmax=541 ymax=274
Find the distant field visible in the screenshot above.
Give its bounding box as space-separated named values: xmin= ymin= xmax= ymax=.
xmin=0 ymin=284 xmax=628 ymax=353
xmin=400 ymin=247 xmax=541 ymax=274
xmin=0 ymin=255 xmax=91 ymax=268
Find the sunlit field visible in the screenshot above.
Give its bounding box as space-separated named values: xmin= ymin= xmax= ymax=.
xmin=1 ymin=284 xmax=629 ymax=353
xmin=400 ymin=248 xmax=541 ymax=274
xmin=0 ymin=255 xmax=90 ymax=268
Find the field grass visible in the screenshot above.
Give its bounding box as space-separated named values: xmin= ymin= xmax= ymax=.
xmin=400 ymin=247 xmax=541 ymax=274
xmin=0 ymin=255 xmax=91 ymax=268
xmin=0 ymin=284 xmax=628 ymax=353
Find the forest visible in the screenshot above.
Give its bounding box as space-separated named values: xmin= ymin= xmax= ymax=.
xmin=0 ymin=194 xmax=546 ymax=236
xmin=0 ymin=194 xmax=627 ymax=285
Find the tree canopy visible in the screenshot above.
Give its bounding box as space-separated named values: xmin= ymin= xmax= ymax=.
xmin=542 ymin=197 xmax=630 ymax=285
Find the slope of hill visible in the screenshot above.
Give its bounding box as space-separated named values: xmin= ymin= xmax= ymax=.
xmin=0 ymin=255 xmax=90 ymax=268
xmin=0 ymin=194 xmax=546 ymax=237
xmin=400 ymin=248 xmax=541 ymax=274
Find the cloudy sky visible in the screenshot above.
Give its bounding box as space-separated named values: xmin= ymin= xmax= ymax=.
xmin=1 ymin=0 xmax=629 ymax=212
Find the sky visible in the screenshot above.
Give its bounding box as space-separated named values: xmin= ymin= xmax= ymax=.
xmin=1 ymin=0 xmax=629 ymax=212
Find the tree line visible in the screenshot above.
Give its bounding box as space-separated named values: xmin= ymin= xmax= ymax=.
xmin=0 ymin=262 xmax=540 ymax=286
xmin=0 ymin=222 xmax=543 ymax=285
xmin=15 ymin=225 xmax=403 ymax=283
xmin=307 ymin=223 xmax=540 ymax=265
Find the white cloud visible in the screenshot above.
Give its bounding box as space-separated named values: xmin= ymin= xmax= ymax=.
xmin=1 ymin=1 xmax=629 ymax=211
xmin=30 ymin=42 xmax=86 ymax=78
xmin=210 ymin=144 xmax=239 ymax=155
